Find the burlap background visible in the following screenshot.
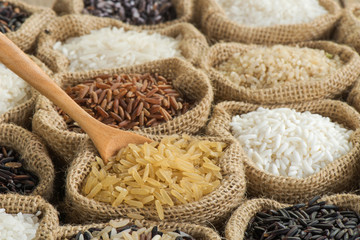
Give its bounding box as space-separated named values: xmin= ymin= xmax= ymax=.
xmin=35 ymin=14 xmax=208 ymax=74
xmin=56 ymin=218 xmax=221 ymax=240
xmin=197 ymin=0 xmax=341 ymax=45
xmin=52 ymin=0 xmax=194 ymax=30
xmin=64 ymin=134 xmax=245 ymax=226
xmin=32 ymin=58 xmax=213 ymax=165
xmin=0 ymin=55 xmax=52 ymax=129
xmin=334 ymin=5 xmax=360 ymax=54
xmin=201 ymin=41 xmax=360 ymax=104
xmin=4 ymin=0 xmax=55 ymax=52
xmin=225 ymin=194 xmax=360 ymax=240
xmin=0 ymin=193 xmax=59 ymax=240
xmin=0 ymin=123 xmax=55 ymax=200
xmin=206 ymin=99 xmax=360 ymax=203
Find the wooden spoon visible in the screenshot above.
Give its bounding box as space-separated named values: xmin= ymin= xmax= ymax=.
xmin=0 ymin=33 xmax=152 ymax=161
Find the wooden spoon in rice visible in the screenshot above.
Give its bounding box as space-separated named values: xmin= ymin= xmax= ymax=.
xmin=0 ymin=33 xmax=152 ymax=162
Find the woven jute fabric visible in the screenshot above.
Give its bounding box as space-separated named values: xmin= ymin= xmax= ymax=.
xmin=0 ymin=55 xmax=53 ymax=129
xmin=32 ymin=58 xmax=213 ymax=165
xmin=206 ymin=99 xmax=360 ymax=203
xmin=4 ymin=0 xmax=55 ymax=52
xmin=200 ymin=41 xmax=360 ymax=104
xmin=64 ymin=134 xmax=245 ymax=226
xmin=0 ymin=123 xmax=55 ymax=200
xmin=0 ymin=193 xmax=59 ymax=240
xmin=334 ymin=5 xmax=360 ymax=54
xmin=56 ymin=218 xmax=221 ymax=240
xmin=348 ymin=77 xmax=360 ymax=112
xmin=225 ymin=194 xmax=360 ymax=240
xmin=52 ymin=0 xmax=193 ymax=30
xmin=35 ymin=14 xmax=208 ymax=74
xmin=197 ymin=0 xmax=341 ymax=45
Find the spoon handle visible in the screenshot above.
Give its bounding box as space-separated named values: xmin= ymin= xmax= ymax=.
xmin=0 ymin=33 xmax=99 ymax=135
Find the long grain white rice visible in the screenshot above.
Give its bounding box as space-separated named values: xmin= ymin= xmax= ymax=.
xmin=53 ymin=27 xmax=183 ymax=72
xmin=216 ymin=0 xmax=328 ymax=26
xmin=216 ymin=45 xmax=342 ymax=89
xmin=0 ymin=209 xmax=40 ymax=240
xmin=230 ymin=107 xmax=353 ymax=178
xmin=0 ymin=63 xmax=31 ymax=116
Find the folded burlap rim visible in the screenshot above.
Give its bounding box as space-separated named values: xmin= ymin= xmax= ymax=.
xmin=0 ymin=55 xmax=53 ymax=129
xmin=57 ymin=218 xmax=221 ymax=240
xmin=64 ymin=134 xmax=246 ymax=226
xmin=198 ymin=0 xmax=341 ymax=44
xmin=32 ymin=58 xmax=213 ymax=165
xmin=52 ymin=0 xmax=193 ymax=31
xmin=0 ymin=123 xmax=55 ymax=200
xmin=206 ymin=99 xmax=360 ymax=203
xmin=36 ymin=14 xmax=208 ymax=74
xmin=5 ymin=0 xmax=55 ymax=52
xmin=0 ymin=193 xmax=59 ymax=240
xmin=334 ymin=5 xmax=360 ymax=54
xmin=226 ymin=194 xmax=360 ymax=240
xmin=201 ymin=41 xmax=360 ymax=104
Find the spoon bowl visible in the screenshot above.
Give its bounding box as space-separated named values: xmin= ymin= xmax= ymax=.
xmin=0 ymin=33 xmax=152 ymax=161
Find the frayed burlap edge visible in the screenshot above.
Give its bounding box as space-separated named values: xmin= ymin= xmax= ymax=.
xmin=0 ymin=193 xmax=59 ymax=240
xmin=36 ymin=14 xmax=208 ymax=74
xmin=197 ymin=0 xmax=341 ymax=45
xmin=56 ymin=218 xmax=221 ymax=240
xmin=200 ymin=41 xmax=360 ymax=104
xmin=0 ymin=55 xmax=53 ymax=129
xmin=52 ymin=0 xmax=194 ymax=31
xmin=64 ymin=134 xmax=245 ymax=226
xmin=206 ymin=99 xmax=360 ymax=203
xmin=0 ymin=123 xmax=55 ymax=200
xmin=334 ymin=5 xmax=360 ymax=54
xmin=32 ymin=58 xmax=213 ymax=165
xmin=4 ymin=0 xmax=55 ymax=52
xmin=225 ymin=194 xmax=360 ymax=240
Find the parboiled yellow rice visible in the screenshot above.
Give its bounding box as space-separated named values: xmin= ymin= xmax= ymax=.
xmin=82 ymin=134 xmax=227 ymax=220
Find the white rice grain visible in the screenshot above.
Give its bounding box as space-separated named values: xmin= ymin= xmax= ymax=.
xmin=230 ymin=107 xmax=353 ymax=178
xmin=216 ymin=0 xmax=328 ymax=26
xmin=53 ymin=27 xmax=183 ymax=72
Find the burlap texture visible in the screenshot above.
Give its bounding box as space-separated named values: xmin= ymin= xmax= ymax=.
xmin=35 ymin=14 xmax=208 ymax=74
xmin=348 ymin=77 xmax=360 ymax=112
xmin=225 ymin=194 xmax=360 ymax=240
xmin=206 ymin=99 xmax=360 ymax=203
xmin=334 ymin=5 xmax=360 ymax=54
xmin=0 ymin=193 xmax=59 ymax=240
xmin=0 ymin=55 xmax=53 ymax=129
xmin=4 ymin=0 xmax=55 ymax=52
xmin=201 ymin=41 xmax=360 ymax=104
xmin=197 ymin=0 xmax=341 ymax=45
xmin=64 ymin=134 xmax=245 ymax=226
xmin=32 ymin=58 xmax=213 ymax=165
xmin=52 ymin=0 xmax=193 ymax=30
xmin=0 ymin=123 xmax=55 ymax=200
xmin=57 ymin=218 xmax=221 ymax=240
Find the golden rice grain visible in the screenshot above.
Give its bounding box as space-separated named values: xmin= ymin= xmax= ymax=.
xmin=82 ymin=134 xmax=227 ymax=219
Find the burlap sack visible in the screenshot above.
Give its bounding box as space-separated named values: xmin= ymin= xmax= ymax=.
xmin=0 ymin=55 xmax=53 ymax=129
xmin=201 ymin=41 xmax=360 ymax=104
xmin=32 ymin=58 xmax=213 ymax=165
xmin=334 ymin=5 xmax=360 ymax=54
xmin=52 ymin=0 xmax=193 ymax=30
xmin=225 ymin=194 xmax=360 ymax=240
xmin=348 ymin=77 xmax=360 ymax=112
xmin=57 ymin=218 xmax=221 ymax=240
xmin=35 ymin=14 xmax=208 ymax=74
xmin=197 ymin=0 xmax=341 ymax=45
xmin=0 ymin=123 xmax=55 ymax=200
xmin=0 ymin=193 xmax=59 ymax=240
xmin=206 ymin=99 xmax=360 ymax=203
xmin=3 ymin=0 xmax=55 ymax=52
xmin=64 ymin=134 xmax=245 ymax=226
